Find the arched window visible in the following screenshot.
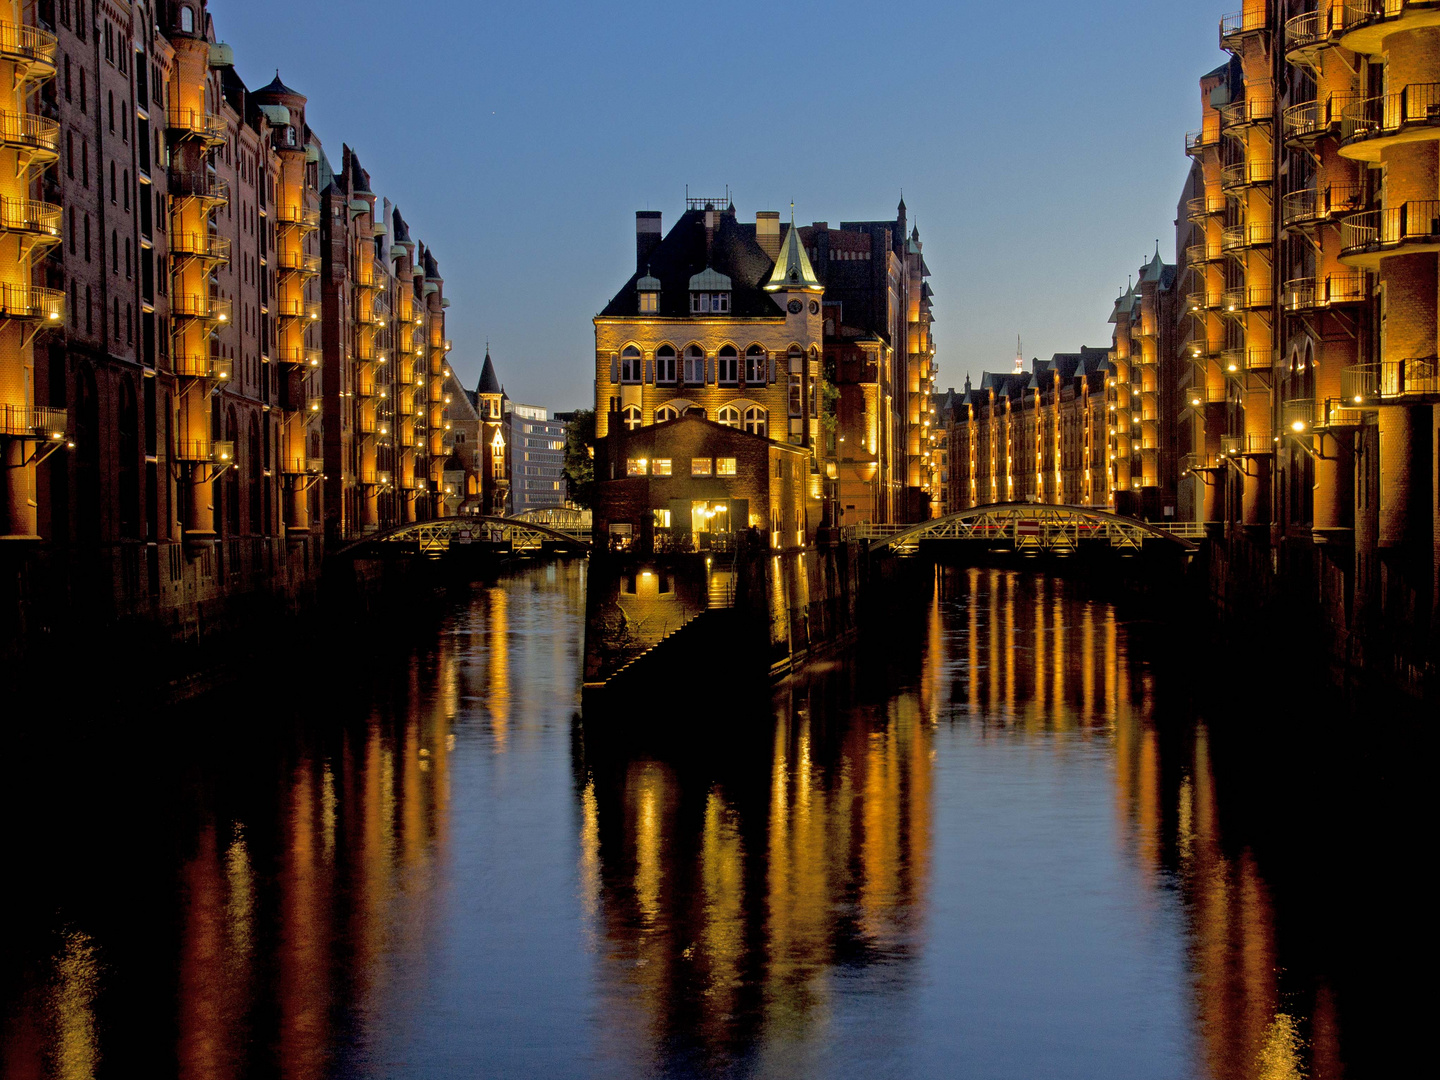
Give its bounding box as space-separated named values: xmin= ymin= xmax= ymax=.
xmin=684 ymin=405 xmax=706 ymax=420
xmin=718 ymin=406 xmax=740 ymax=428
xmin=745 ymin=345 xmax=767 ymax=384
xmin=787 ymin=346 xmax=803 ymax=416
xmin=655 ymin=405 xmax=679 ymax=423
xmin=620 ymin=345 xmax=641 ymax=384
xmin=655 ymin=344 xmax=677 ymax=384
xmin=684 ymin=344 xmax=706 ymax=384
xmin=717 ymin=344 xmax=739 ymax=385
xmin=744 ymin=406 xmax=768 ymax=437
xmin=180 ymin=6 xmax=194 ymax=33
xmin=621 ymin=405 xmax=642 ymax=431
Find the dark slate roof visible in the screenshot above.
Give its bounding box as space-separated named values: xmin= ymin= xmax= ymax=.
xmin=392 ymin=206 xmax=411 ymax=244
xmin=256 ymin=72 xmax=303 ymax=99
xmin=600 ymin=209 xmax=784 ymax=319
xmin=978 ymin=372 xmax=1031 ymax=399
xmin=423 ymin=248 xmax=440 ymax=279
xmin=345 ymin=145 xmax=372 ymax=196
xmin=476 ymin=353 xmax=501 ymax=395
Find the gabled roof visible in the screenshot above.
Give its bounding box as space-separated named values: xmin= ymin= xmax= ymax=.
xmin=764 ymin=224 xmax=822 ymax=293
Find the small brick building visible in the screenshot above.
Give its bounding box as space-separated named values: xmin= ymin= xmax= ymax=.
xmin=593 ymin=413 xmax=819 ymax=553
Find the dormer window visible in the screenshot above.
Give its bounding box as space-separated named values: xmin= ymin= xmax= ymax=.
xmin=636 ymin=271 xmax=661 ymax=314
xmin=691 ymin=291 xmax=729 ymax=314
xmin=688 ymin=267 xmax=732 ymax=315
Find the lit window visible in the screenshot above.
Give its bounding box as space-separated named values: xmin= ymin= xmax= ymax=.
xmin=655 ymin=405 xmax=679 ymax=423
xmin=655 ymin=345 xmax=677 ymax=383
xmin=652 ymin=458 xmax=672 ymax=475
xmin=626 ymin=458 xmax=648 ymax=476
xmin=691 ymin=458 xmax=712 ymax=476
xmin=718 ymin=406 xmax=740 ymax=428
xmin=620 ymin=346 xmax=642 ymax=384
xmin=745 ymin=345 xmax=767 ymax=384
xmin=717 ymin=345 xmax=739 ymax=384
xmin=653 ymin=509 xmax=671 ymax=528
xmin=744 ymin=407 xmax=767 ymax=437
xmin=684 ymin=345 xmax=705 ymax=384
xmin=716 ymin=457 xmax=737 ymax=476
xmin=621 ymin=405 xmax=642 ymax=431
xmin=639 ymin=291 xmax=658 ymax=313
xmin=789 ymin=373 xmax=802 ymax=416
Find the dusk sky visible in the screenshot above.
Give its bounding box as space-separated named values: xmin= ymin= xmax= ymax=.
xmin=215 ymin=0 xmax=1230 ymax=410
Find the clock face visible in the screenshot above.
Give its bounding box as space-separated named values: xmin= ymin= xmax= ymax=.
xmin=809 ymin=300 xmax=820 ymax=315
xmin=787 ymin=299 xmax=803 ymax=314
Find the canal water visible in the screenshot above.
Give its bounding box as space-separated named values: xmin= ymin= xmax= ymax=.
xmin=0 ymin=561 xmax=1419 ymax=1078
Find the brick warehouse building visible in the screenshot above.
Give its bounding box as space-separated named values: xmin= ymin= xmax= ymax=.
xmin=0 ymin=0 xmax=476 ymax=663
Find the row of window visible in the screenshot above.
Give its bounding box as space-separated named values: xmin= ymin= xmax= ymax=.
xmin=619 ymin=404 xmax=767 ymax=435
xmin=626 ymin=457 xmax=739 ymax=478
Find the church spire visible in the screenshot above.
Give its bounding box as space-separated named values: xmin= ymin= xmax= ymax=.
xmin=764 ymin=221 xmax=822 ymax=293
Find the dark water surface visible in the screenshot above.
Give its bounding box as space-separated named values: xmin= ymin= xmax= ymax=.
xmin=0 ymin=561 xmax=1421 ymax=1078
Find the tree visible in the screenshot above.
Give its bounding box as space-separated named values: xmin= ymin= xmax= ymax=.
xmin=562 ymin=408 xmax=597 ymax=509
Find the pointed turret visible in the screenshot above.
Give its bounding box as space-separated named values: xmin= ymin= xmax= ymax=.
xmin=763 ymin=224 xmax=822 ymax=293
xmin=477 ymin=350 xmax=501 ymax=396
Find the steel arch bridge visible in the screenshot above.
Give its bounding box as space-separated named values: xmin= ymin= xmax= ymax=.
xmin=338 ymin=516 xmax=591 ymax=558
xmin=861 ymin=503 xmax=1202 ymax=556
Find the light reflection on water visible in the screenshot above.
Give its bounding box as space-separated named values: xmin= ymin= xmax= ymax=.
xmin=0 ymin=561 xmax=1414 ymax=1078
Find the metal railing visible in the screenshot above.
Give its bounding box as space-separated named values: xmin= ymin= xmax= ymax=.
xmin=0 ymin=404 xmax=66 ymax=438
xmin=1222 ymin=347 xmax=1274 ymax=371
xmin=167 ymin=105 xmax=226 ymax=143
xmin=0 ymin=283 xmax=64 ymax=321
xmin=1221 ymin=433 xmax=1275 ymax=455
xmin=1187 ymin=194 xmax=1227 ymax=220
xmin=1284 ymin=3 xmax=1362 ymax=55
xmin=1221 ymin=159 xmax=1275 ymax=189
xmin=1185 ymin=127 xmax=1220 ymax=155
xmin=1222 ymin=221 xmax=1275 ymax=251
xmin=171 ymin=294 xmax=232 ymax=322
xmin=0 ymin=109 xmax=59 ymax=155
xmin=1220 ymin=96 xmax=1275 ymax=132
xmin=169 ymin=171 xmax=230 ymax=204
xmin=173 ymin=353 xmax=230 ymax=379
xmin=274 ymin=299 xmax=321 ymax=322
xmin=0 ymin=196 xmax=61 ymax=238
xmin=1186 ymin=241 xmax=1223 ymax=265
xmin=1221 ymin=285 xmax=1275 ymax=312
xmin=1184 ymin=385 xmax=1228 ymax=407
xmin=275 ymin=250 xmax=321 ymax=274
xmin=1342 ymin=358 xmax=1440 ymax=401
xmin=1342 ymin=83 xmax=1440 ymax=144
xmin=1183 ymin=451 xmax=1222 ymax=472
xmin=1281 ymin=182 xmax=1366 ymax=229
xmin=274 ymin=205 xmax=320 ymax=230
xmin=169 ymin=232 xmax=231 ymax=262
xmin=0 ymin=21 xmax=59 ymax=69
xmin=1341 ymin=201 xmax=1440 ymax=257
xmin=275 ymin=346 xmax=321 ymax=368
xmin=1221 ymin=4 xmax=1271 ymax=46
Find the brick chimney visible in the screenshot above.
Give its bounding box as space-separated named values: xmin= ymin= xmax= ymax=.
xmin=636 ymin=211 xmax=661 ymax=272
xmin=756 ymin=211 xmax=781 ymax=260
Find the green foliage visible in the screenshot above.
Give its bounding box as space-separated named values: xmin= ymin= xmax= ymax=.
xmin=562 ymin=408 xmax=597 ymax=509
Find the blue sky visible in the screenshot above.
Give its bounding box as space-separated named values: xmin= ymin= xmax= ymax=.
xmin=214 ymin=0 xmax=1229 ymax=409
